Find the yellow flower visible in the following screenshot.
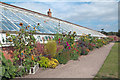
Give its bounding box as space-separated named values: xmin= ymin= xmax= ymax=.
xmin=48 ymin=58 xmax=59 ymax=68
xmin=71 ymin=37 xmax=73 ymax=39
xmin=71 ymin=44 xmax=74 ymax=47
xmin=73 ymin=31 xmax=76 ymax=34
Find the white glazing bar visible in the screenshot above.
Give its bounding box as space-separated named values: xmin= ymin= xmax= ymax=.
xmin=1 ymin=22 xmax=10 ymax=30
xmin=60 ymin=21 xmax=70 ymax=32
xmin=29 ymin=15 xmax=53 ymax=33
xmin=22 ymin=13 xmax=52 ymax=33
xmin=44 ymin=19 xmax=61 ymax=33
xmin=1 ymin=4 xmax=106 ymax=37
xmin=0 ymin=12 xmax=20 ymax=30
xmin=47 ymin=20 xmax=67 ymax=33
xmin=2 ymin=17 xmax=16 ymax=30
xmin=35 ymin=15 xmax=59 ymax=34
xmin=8 ymin=9 xmax=41 ymax=33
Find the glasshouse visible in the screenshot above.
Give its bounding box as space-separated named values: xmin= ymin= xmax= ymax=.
xmin=0 ymin=2 xmax=114 ymax=79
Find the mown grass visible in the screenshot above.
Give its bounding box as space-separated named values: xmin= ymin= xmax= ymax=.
xmin=94 ymin=42 xmax=119 ymax=79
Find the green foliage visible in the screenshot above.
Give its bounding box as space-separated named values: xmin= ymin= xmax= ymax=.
xmin=54 ymin=32 xmax=62 ymax=41
xmin=56 ymin=45 xmax=64 ymax=54
xmin=37 ymin=57 xmax=59 ymax=69
xmin=55 ymin=50 xmax=70 ymax=64
xmin=6 ymin=24 xmax=37 ymax=66
xmin=1 ymin=52 xmax=25 ymax=80
xmin=44 ymin=40 xmax=57 ymax=57
xmin=81 ymin=48 xmax=89 ymax=55
xmin=95 ymin=42 xmax=119 ymax=78
xmin=37 ymin=56 xmax=50 ymax=68
xmin=70 ymin=49 xmax=79 ymax=60
xmin=116 ymin=29 xmax=120 ymax=37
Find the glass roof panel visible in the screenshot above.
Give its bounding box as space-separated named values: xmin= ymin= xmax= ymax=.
xmin=0 ymin=3 xmax=107 ymax=37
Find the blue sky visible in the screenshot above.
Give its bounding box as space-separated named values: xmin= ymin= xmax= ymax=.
xmin=1 ymin=0 xmax=119 ymax=32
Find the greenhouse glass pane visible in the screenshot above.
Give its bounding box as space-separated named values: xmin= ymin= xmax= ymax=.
xmin=0 ymin=22 xmax=9 ymax=31
xmin=2 ymin=16 xmax=18 ymax=31
xmin=27 ymin=15 xmax=54 ymax=33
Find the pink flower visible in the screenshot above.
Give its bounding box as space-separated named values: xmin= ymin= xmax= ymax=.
xmin=66 ymin=42 xmax=69 ymax=46
xmin=68 ymin=46 xmax=71 ymax=49
xmin=67 ymin=44 xmax=69 ymax=46
xmin=51 ymin=37 xmax=53 ymax=39
xmin=66 ymin=42 xmax=68 ymax=44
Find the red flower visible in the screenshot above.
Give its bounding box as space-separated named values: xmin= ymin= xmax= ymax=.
xmin=59 ymin=38 xmax=60 ymax=44
xmin=76 ymin=50 xmax=79 ymax=52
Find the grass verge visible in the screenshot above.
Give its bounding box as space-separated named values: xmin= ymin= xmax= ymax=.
xmin=94 ymin=42 xmax=119 ymax=79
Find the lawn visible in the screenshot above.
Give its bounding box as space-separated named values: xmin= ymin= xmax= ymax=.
xmin=94 ymin=42 xmax=119 ymax=79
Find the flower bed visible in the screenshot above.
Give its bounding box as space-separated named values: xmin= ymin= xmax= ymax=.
xmin=0 ymin=23 xmax=113 ymax=80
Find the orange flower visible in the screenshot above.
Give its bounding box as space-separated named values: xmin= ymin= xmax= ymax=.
xmin=31 ymin=55 xmax=34 ymax=60
xmin=86 ymin=49 xmax=90 ymax=52
xmin=19 ymin=23 xmax=23 ymax=26
xmin=27 ymin=25 xmax=30 ymax=28
xmin=6 ymin=33 xmax=8 ymax=37
xmin=9 ymin=39 xmax=12 ymax=42
xmin=34 ymin=27 xmax=35 ymax=29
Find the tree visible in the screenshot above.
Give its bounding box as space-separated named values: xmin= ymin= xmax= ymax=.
xmin=116 ymin=29 xmax=120 ymax=37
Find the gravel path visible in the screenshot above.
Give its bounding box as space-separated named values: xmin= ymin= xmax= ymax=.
xmin=23 ymin=42 xmax=115 ymax=78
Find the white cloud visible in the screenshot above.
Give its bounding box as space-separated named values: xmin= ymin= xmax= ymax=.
xmin=11 ymin=2 xmax=118 ymax=32
xmin=96 ymin=24 xmax=118 ymax=32
xmin=33 ymin=0 xmax=119 ymax=2
xmin=2 ymin=0 xmax=119 ymax=2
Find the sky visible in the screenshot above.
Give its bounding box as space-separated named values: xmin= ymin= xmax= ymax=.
xmin=1 ymin=0 xmax=119 ymax=32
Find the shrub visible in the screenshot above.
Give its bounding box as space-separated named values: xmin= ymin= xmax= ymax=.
xmin=70 ymin=48 xmax=79 ymax=60
xmin=81 ymin=47 xmax=89 ymax=55
xmin=55 ymin=50 xmax=70 ymax=64
xmin=37 ymin=56 xmax=50 ymax=68
xmin=6 ymin=23 xmax=37 ymax=66
xmin=56 ymin=44 xmax=64 ymax=53
xmin=48 ymin=58 xmax=59 ymax=68
xmin=36 ymin=42 xmax=44 ymax=55
xmin=44 ymin=40 xmax=57 ymax=57
xmin=1 ymin=52 xmax=25 ymax=80
xmin=37 ymin=57 xmax=59 ymax=68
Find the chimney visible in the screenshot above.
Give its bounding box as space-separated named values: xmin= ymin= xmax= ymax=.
xmin=47 ymin=9 xmax=52 ymax=17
